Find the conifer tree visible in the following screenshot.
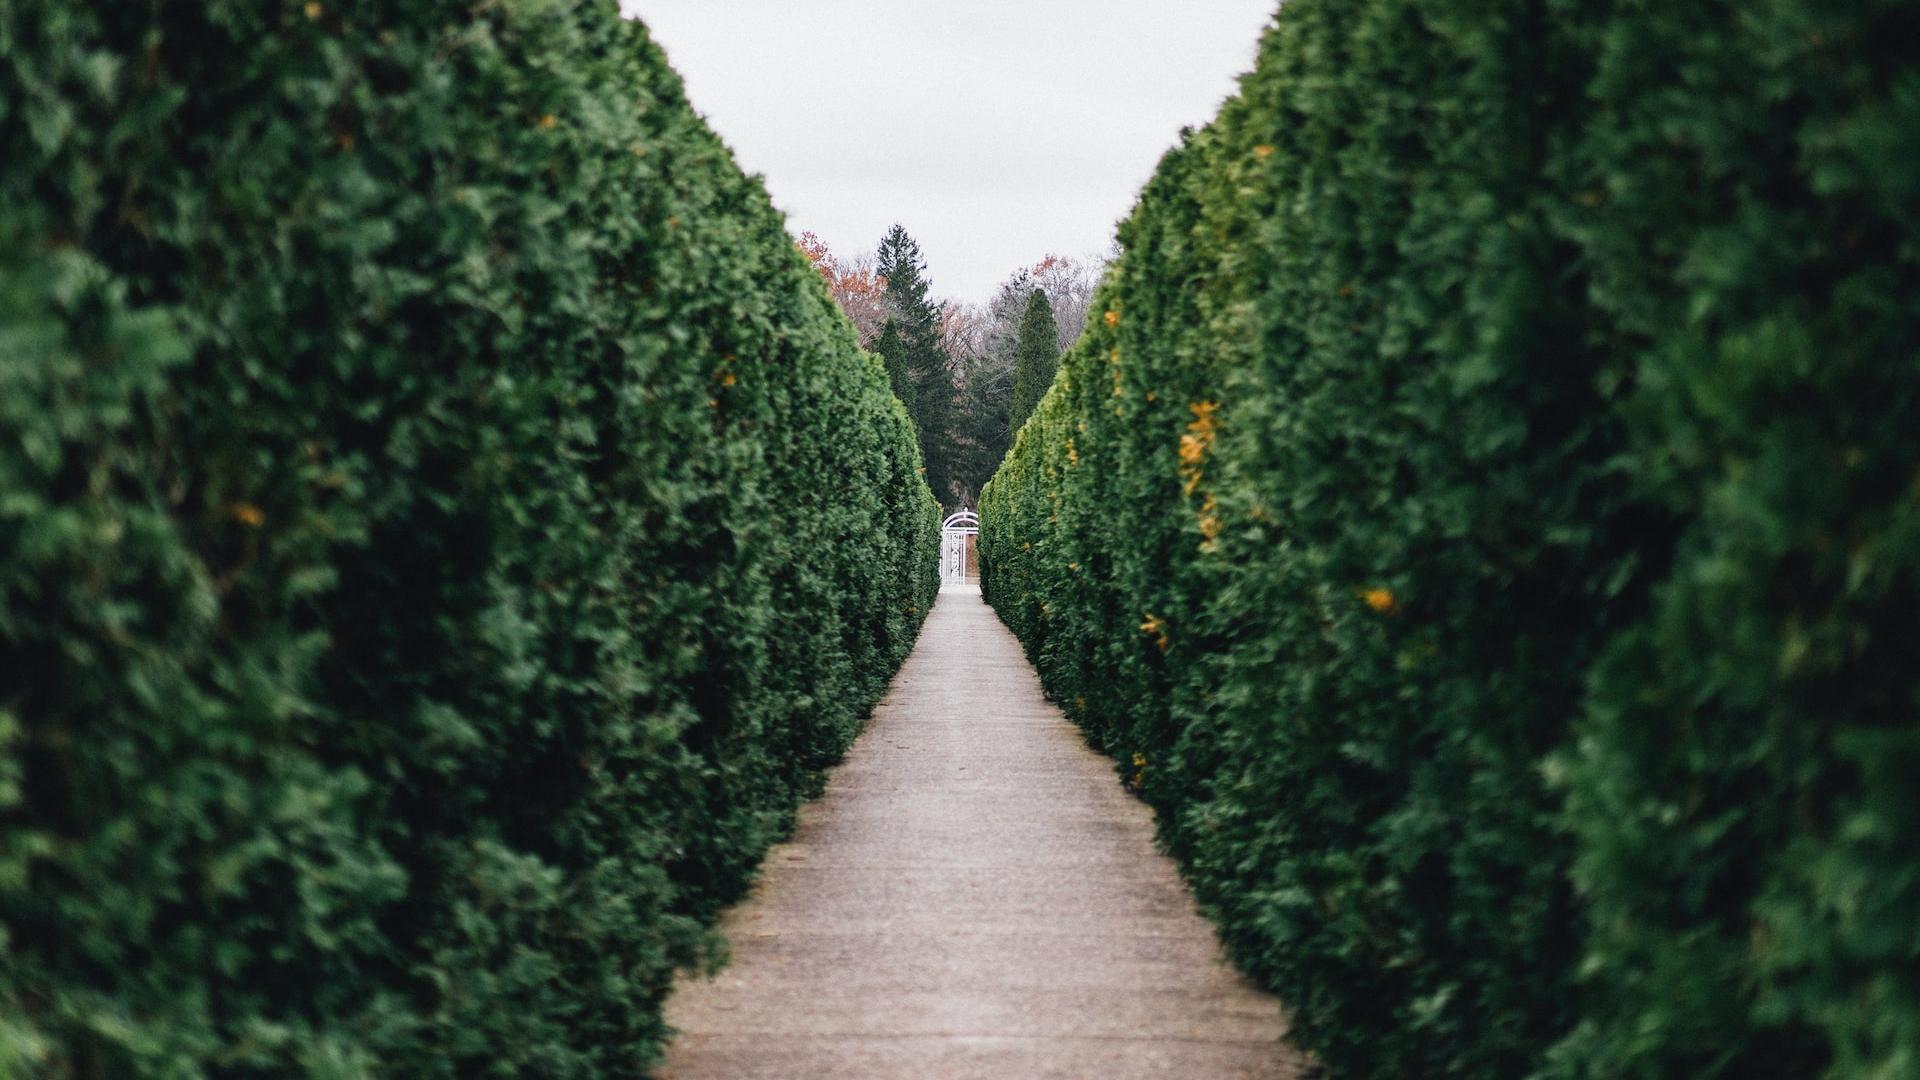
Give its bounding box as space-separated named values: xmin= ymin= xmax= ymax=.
xmin=948 ymin=358 xmax=1014 ymax=507
xmin=877 ymin=225 xmax=939 ymax=337
xmin=1008 ymin=287 xmax=1060 ymax=433
xmin=875 ymin=225 xmax=956 ymax=500
xmin=874 ymin=318 xmax=917 ymax=422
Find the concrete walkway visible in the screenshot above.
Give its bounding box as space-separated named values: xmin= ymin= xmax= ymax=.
xmin=657 ymin=583 xmax=1305 ymax=1080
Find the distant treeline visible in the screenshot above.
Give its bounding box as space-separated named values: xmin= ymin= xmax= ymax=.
xmin=803 ymin=230 xmax=1101 ymax=510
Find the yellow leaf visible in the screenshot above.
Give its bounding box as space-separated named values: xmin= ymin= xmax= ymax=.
xmin=1178 ymin=432 xmax=1207 ymax=467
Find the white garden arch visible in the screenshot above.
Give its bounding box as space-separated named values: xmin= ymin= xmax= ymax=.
xmin=941 ymin=510 xmax=980 ymax=583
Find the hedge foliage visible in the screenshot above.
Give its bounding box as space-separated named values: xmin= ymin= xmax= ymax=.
xmin=0 ymin=1 xmax=938 ymax=1074
xmin=980 ymin=0 xmax=1920 ymax=1076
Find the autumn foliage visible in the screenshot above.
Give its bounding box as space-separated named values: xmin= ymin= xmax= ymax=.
xmin=798 ymin=231 xmax=890 ymax=348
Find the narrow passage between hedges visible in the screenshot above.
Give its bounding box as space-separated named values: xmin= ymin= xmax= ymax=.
xmin=658 ymin=583 xmax=1304 ymax=1080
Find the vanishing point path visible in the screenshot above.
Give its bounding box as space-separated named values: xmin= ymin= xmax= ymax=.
xmin=659 ymin=583 xmax=1305 ymax=1079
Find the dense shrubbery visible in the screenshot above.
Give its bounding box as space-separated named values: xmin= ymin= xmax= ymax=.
xmin=981 ymin=0 xmax=1920 ymax=1076
xmin=0 ymin=2 xmax=936 ymax=1074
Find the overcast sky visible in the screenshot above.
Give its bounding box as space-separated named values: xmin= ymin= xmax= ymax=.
xmin=619 ymin=1 xmax=1276 ymax=303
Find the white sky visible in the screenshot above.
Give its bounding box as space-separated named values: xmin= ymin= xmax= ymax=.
xmin=619 ymin=1 xmax=1276 ymax=303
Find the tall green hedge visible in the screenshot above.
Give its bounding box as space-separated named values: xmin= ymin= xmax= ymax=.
xmin=980 ymin=0 xmax=1920 ymax=1076
xmin=0 ymin=2 xmax=937 ymax=1074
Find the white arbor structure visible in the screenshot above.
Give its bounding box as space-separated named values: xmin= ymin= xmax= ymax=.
xmin=941 ymin=510 xmax=980 ymax=583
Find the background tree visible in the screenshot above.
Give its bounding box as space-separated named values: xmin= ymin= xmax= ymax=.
xmin=978 ymin=255 xmax=1103 ymax=368
xmin=1008 ymin=288 xmax=1060 ymax=433
xmin=875 ymin=224 xmax=958 ymax=502
xmin=797 ymin=234 xmax=1108 ymax=508
xmin=940 ymin=255 xmax=1106 ymax=505
xmin=1027 ymin=254 xmax=1100 ymax=354
xmin=939 ymin=302 xmax=991 ymax=364
xmin=873 ymin=318 xmax=917 ymax=420
xmin=945 ymin=310 xmax=1015 ymax=510
xmin=798 ymin=231 xmax=888 ymax=347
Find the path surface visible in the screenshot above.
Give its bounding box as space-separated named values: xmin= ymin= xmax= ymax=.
xmin=658 ymin=583 xmax=1305 ymax=1080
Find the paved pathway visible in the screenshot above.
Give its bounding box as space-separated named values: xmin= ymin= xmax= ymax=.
xmin=658 ymin=583 xmax=1305 ymax=1080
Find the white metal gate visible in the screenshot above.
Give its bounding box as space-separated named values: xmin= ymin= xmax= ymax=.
xmin=941 ymin=510 xmax=979 ymax=582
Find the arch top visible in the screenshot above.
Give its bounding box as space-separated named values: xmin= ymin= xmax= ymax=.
xmin=940 ymin=510 xmax=979 ymax=583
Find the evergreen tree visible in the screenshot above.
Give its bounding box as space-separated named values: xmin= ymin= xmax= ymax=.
xmin=1008 ymin=287 xmax=1060 ymax=433
xmin=952 ymin=361 xmax=1013 ymax=504
xmin=876 ymin=225 xmax=939 ymax=338
xmin=874 ymin=318 xmax=916 ymax=422
xmin=874 ymin=225 xmax=957 ymax=501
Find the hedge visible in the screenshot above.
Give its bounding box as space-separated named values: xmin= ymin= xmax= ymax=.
xmin=0 ymin=2 xmax=937 ymax=1075
xmin=980 ymin=1 xmax=1920 ymax=1077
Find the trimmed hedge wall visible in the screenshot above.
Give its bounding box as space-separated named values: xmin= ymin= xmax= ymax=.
xmin=0 ymin=2 xmax=937 ymax=1074
xmin=980 ymin=1 xmax=1920 ymax=1077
